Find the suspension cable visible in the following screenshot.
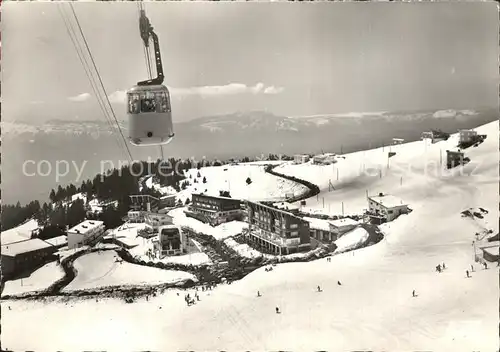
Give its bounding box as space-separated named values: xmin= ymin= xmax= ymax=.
xmin=68 ymin=2 xmax=134 ymax=163
xmin=58 ymin=5 xmax=128 ymax=162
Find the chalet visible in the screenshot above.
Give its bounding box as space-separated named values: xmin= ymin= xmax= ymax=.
xmin=304 ymin=217 xmax=336 ymax=242
xmin=294 ymin=154 xmax=310 ymax=164
xmin=421 ymin=130 xmax=449 ymax=144
xmin=446 ymin=150 xmax=465 ymax=169
xmin=313 ymin=153 xmax=337 ymax=165
xmin=459 ymin=129 xmax=478 ymax=144
xmin=329 ymin=218 xmax=359 ymax=236
xmin=367 ymin=193 xmax=409 ymax=223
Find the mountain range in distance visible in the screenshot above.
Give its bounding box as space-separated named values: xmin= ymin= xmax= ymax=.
xmin=3 ymin=107 xmax=497 ymax=160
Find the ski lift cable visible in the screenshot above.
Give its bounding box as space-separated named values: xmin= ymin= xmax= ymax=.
xmin=58 ymin=5 xmax=128 ymax=162
xmin=68 ymin=3 xmax=134 ymax=163
xmin=60 ymin=3 xmax=132 ymax=164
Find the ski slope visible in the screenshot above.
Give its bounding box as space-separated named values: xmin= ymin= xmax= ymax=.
xmin=176 ymin=163 xmax=308 ymax=204
xmin=1 ymin=120 xmax=498 ymax=351
xmin=62 ymin=251 xmax=196 ymax=292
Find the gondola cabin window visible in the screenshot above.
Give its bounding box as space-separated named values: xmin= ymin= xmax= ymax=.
xmin=127 ymin=90 xmax=170 ymax=114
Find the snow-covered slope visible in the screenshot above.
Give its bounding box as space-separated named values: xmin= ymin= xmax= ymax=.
xmin=62 ymin=251 xmax=195 ymax=292
xmin=1 ymin=261 xmax=64 ymax=297
xmin=176 ymin=163 xmax=309 ymax=203
xmin=2 ymin=120 xmax=498 ymax=351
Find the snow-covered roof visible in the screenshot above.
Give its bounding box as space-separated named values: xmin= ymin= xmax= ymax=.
xmin=44 ymin=235 xmax=68 ymax=247
xmin=330 ymin=217 xmax=359 ymax=228
xmin=67 ymin=220 xmax=104 ymax=235
xmin=303 ymin=217 xmax=331 ymax=232
xmin=192 ymin=193 xmax=239 ymax=202
xmin=369 ymin=194 xmax=407 ymax=208
xmin=480 ymin=242 xmax=499 ymax=256
xmin=160 ymin=195 xmax=176 ymax=200
xmin=1 ymin=219 xmax=39 ymax=245
xmin=71 ymin=193 xmax=87 ymax=203
xmin=1 ymin=238 xmax=55 ymax=257
xmin=273 ymin=202 xmax=300 ymax=211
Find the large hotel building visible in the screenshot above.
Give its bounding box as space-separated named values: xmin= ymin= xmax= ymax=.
xmin=245 ymin=200 xmax=311 ymax=255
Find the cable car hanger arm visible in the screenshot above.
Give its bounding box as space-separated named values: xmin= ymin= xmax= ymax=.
xmin=137 ymin=11 xmax=164 ymax=86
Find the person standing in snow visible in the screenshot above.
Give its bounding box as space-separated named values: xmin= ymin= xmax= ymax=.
xmin=470 ymin=264 xmax=474 ymax=272
xmin=257 ymin=291 xmax=261 ymax=297
xmin=275 ymin=307 xmax=280 ymax=314
xmin=317 ymin=285 xmax=322 ymax=292
xmin=442 ymin=262 xmax=446 ymax=270
xmin=483 ymin=262 xmax=488 ymax=269
xmin=466 ymin=270 xmax=470 ymax=278
xmin=337 ymin=281 xmax=342 ymax=286
xmin=412 ymin=290 xmax=416 ymax=297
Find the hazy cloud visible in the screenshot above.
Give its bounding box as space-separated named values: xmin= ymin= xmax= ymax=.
xmin=264 ymin=86 xmax=284 ymax=94
xmin=68 ymin=93 xmax=91 ymax=102
xmin=108 ymin=82 xmax=284 ymax=103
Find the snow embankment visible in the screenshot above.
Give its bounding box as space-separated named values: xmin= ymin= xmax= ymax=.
xmin=1 ymin=261 xmax=65 ymax=297
xmin=62 ymin=251 xmax=196 ymax=292
xmin=333 ymin=227 xmax=370 ymax=254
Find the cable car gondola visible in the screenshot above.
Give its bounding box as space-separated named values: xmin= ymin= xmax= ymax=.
xmin=128 ymin=9 xmax=174 ymax=147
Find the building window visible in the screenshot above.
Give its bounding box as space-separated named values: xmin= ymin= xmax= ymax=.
xmin=290 ymin=224 xmax=298 ymax=229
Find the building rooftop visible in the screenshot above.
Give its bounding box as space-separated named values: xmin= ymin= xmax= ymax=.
xmin=1 ymin=238 xmax=55 ymax=257
xmin=480 ymin=242 xmax=499 ymax=256
xmin=67 ymin=220 xmax=104 ymax=235
xmin=1 ymin=219 xmax=39 ymax=245
xmin=273 ymin=202 xmax=300 ymax=211
xmin=192 ymin=193 xmax=239 ymax=202
xmin=330 ymin=217 xmax=359 ymax=228
xmin=369 ymin=194 xmax=407 ymax=208
xmin=44 ymin=235 xmax=68 ymax=247
xmin=303 ymin=217 xmax=331 ymax=232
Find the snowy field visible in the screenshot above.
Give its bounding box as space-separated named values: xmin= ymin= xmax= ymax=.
xmin=169 ymin=207 xmax=248 ymax=240
xmin=175 ymin=163 xmax=309 ymax=204
xmin=1 ymin=261 xmax=64 ymax=297
xmin=2 ymin=120 xmax=498 ymax=351
xmin=62 ymin=251 xmax=195 ymax=292
xmin=276 ymin=122 xmax=499 ymax=217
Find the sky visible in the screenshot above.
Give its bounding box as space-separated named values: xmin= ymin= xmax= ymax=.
xmin=2 ymin=1 xmax=498 ymax=123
